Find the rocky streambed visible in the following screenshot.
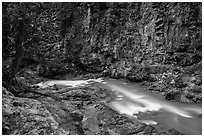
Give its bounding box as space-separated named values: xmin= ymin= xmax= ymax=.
xmin=2 ymin=77 xmax=201 ymax=135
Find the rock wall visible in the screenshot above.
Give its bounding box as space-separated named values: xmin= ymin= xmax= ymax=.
xmin=77 ymin=3 xmax=202 ymax=103
xmin=80 ymin=3 xmax=201 ymax=73
xmin=37 ymin=3 xmax=201 ymax=103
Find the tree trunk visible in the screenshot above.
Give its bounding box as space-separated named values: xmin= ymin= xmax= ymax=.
xmin=2 ymin=3 xmax=9 ymax=59
xmin=8 ymin=18 xmax=25 ymax=90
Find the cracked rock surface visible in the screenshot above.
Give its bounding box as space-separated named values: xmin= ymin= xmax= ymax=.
xmin=2 ymin=85 xmax=182 ymax=135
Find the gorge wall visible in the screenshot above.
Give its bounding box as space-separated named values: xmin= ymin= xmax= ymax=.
xmin=36 ymin=2 xmax=202 ymax=103
xmin=76 ymin=3 xmax=202 ymax=104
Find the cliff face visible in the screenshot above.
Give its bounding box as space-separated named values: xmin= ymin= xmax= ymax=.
xmin=80 ymin=3 xmax=201 ymax=69
xmin=75 ymin=3 xmax=202 ymax=103
xmin=33 ymin=3 xmax=201 ymax=103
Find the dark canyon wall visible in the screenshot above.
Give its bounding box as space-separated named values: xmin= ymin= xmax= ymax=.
xmin=10 ymin=2 xmax=200 ymax=103
xmin=73 ymin=3 xmax=201 ymax=103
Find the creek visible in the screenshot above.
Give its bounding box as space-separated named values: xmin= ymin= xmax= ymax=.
xmin=35 ymin=78 xmax=202 ymax=135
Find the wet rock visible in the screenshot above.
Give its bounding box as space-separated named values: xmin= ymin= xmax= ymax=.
xmin=2 ymin=87 xmax=14 ymax=97
xmin=82 ymin=105 xmax=101 ymax=134
xmin=165 ymin=90 xmax=180 ymax=101
xmin=174 ymin=75 xmax=186 ymax=88
xmin=3 ymin=80 xmax=185 ymax=135
xmin=2 ymin=91 xmax=69 ymax=135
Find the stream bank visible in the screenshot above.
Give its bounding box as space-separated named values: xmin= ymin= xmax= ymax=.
xmin=2 ymin=70 xmax=183 ymax=135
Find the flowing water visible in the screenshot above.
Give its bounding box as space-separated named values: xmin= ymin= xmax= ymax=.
xmin=35 ymin=78 xmax=202 ymax=135
xmin=98 ymin=78 xmax=202 ymax=135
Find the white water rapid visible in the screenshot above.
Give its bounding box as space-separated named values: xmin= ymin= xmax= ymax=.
xmin=34 ymin=78 xmax=202 ymax=134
